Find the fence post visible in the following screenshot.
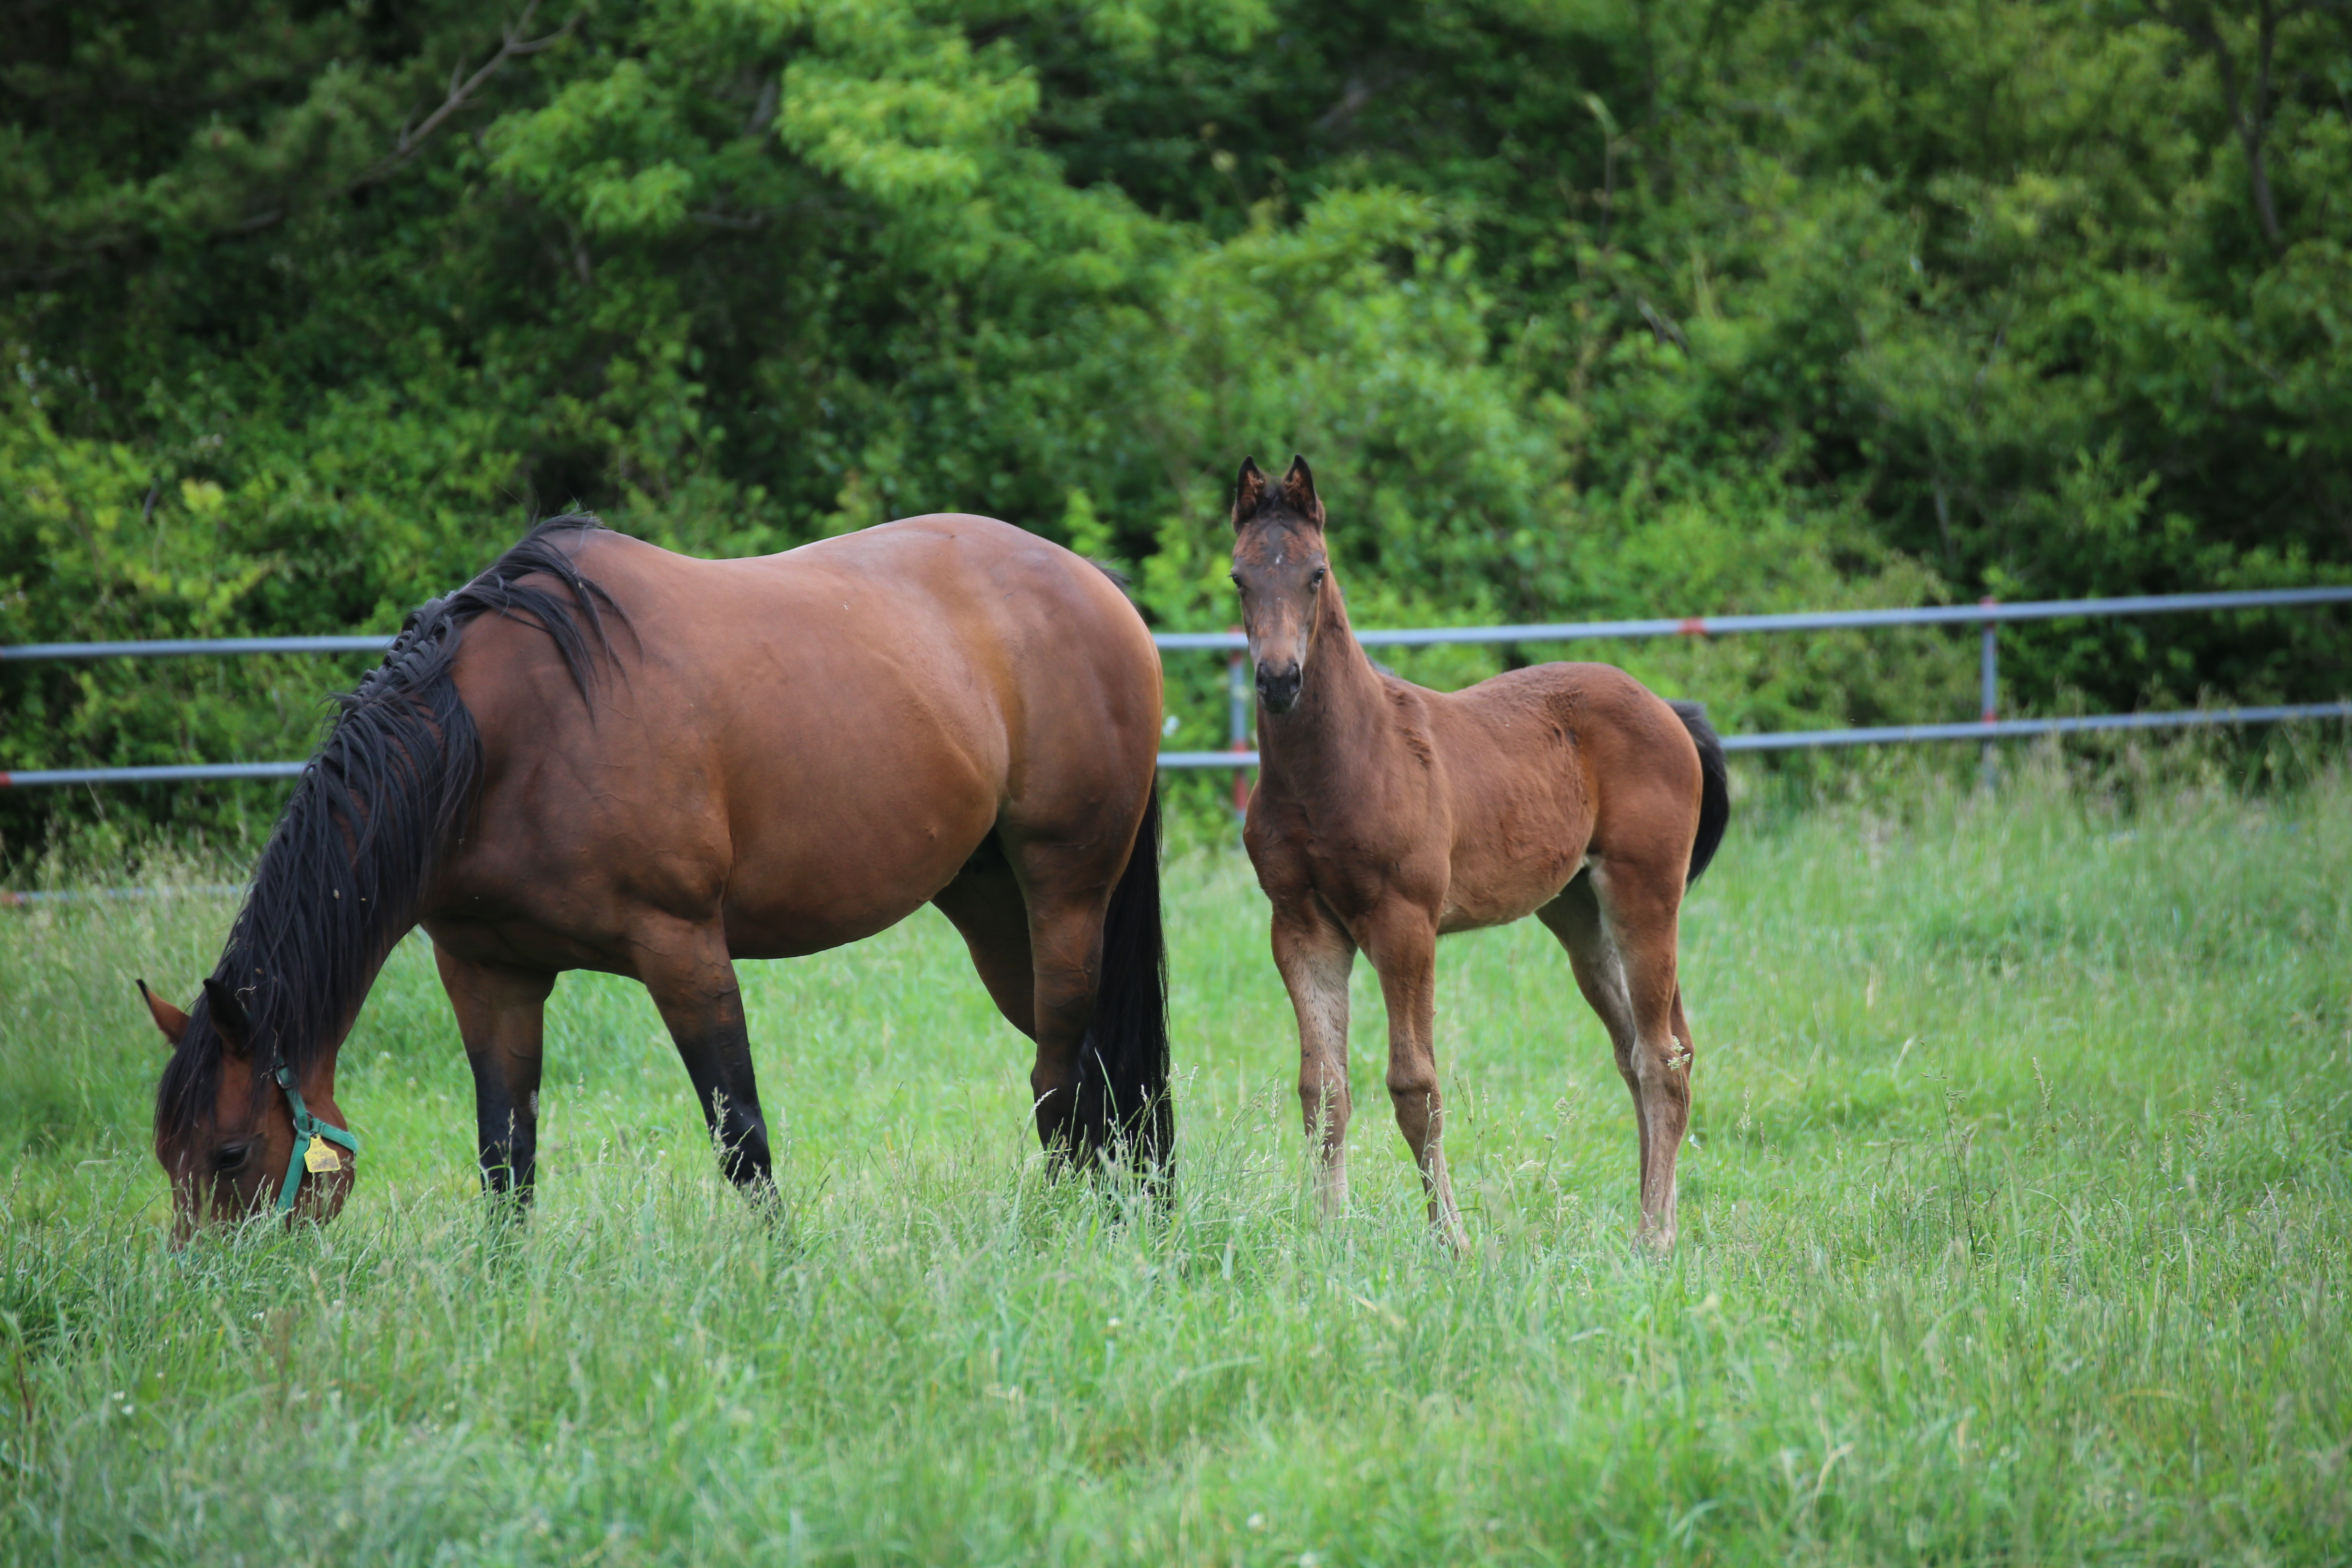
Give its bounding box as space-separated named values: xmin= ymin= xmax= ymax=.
xmin=1980 ymin=595 xmax=1998 ymax=788
xmin=1227 ymin=627 xmax=1252 ymax=822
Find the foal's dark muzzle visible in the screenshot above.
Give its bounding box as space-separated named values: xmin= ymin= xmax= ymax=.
xmin=1256 ymin=661 xmax=1302 ymax=713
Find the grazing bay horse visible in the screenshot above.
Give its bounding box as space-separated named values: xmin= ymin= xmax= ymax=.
xmin=144 ymin=514 xmax=1170 ymax=1234
xmin=1229 ymin=457 xmax=1728 ymax=1251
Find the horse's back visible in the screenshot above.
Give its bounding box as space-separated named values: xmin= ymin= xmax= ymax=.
xmin=764 ymin=516 xmax=1164 ymax=813
xmin=439 ymin=518 xmax=1158 ymax=961
xmin=779 ymin=514 xmax=1160 ymax=737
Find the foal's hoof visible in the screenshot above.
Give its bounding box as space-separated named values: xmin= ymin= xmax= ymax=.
xmin=1313 ymin=1176 xmax=1350 ymax=1221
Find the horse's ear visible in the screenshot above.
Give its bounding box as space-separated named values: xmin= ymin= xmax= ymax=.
xmin=1231 ymin=456 xmax=1270 ymax=527
xmin=200 ymin=977 xmax=253 ymax=1058
xmin=136 ymin=980 xmax=189 ymax=1048
xmin=1280 ymin=455 xmax=1323 ymax=526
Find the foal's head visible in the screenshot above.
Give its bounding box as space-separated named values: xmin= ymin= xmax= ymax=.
xmin=1228 ymin=454 xmax=1331 ymax=714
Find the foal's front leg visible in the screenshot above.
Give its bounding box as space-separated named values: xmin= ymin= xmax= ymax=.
xmin=435 ymin=945 xmax=557 ymax=1204
xmin=1363 ymin=904 xmax=1468 ymax=1252
xmin=1272 ymin=902 xmax=1356 ymax=1216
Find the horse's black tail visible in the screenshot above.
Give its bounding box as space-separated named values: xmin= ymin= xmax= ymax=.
xmin=1669 ymin=699 xmax=1730 ymax=887
xmin=1070 ymin=786 xmax=1172 ymax=1175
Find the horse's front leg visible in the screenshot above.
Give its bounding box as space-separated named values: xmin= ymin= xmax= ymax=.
xmin=434 ymin=944 xmax=557 ymax=1205
xmin=1272 ymin=900 xmax=1356 ymax=1217
xmin=633 ymin=920 xmax=774 ymax=1193
xmin=1362 ymin=902 xmax=1468 ymax=1253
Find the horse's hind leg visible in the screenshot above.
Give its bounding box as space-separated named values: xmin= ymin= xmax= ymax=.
xmin=1014 ymin=881 xmax=1116 ymax=1160
xmin=632 ymin=919 xmax=774 ymax=1192
xmin=1539 ymin=861 xmax=1692 ymax=1250
xmin=931 ymin=832 xmax=1038 ymax=1040
xmin=436 ymin=944 xmax=557 ymax=1205
xmin=996 ymin=826 xmax=1133 ymax=1162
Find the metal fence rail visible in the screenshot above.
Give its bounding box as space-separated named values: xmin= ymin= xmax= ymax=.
xmin=14 ymin=586 xmax=2347 ymax=662
xmin=1149 ymin=586 xmax=2352 ymax=649
xmin=1 ymin=762 xmax=308 ymax=788
xmin=0 ymin=884 xmax=243 ymax=907
xmin=3 ymin=585 xmax=2346 ymax=786
xmin=1161 ymin=583 xmax=2351 ymax=775
xmin=1162 ymin=701 xmax=2352 ymax=770
xmin=0 ymin=635 xmax=392 ymax=662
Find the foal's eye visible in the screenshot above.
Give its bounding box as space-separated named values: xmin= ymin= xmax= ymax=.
xmin=1311 ymin=568 xmax=1326 ymax=587
xmin=213 ymin=1143 xmax=251 ymax=1173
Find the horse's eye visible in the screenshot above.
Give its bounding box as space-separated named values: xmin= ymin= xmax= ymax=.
xmin=1311 ymin=568 xmax=1326 ymax=586
xmin=213 ymin=1143 xmax=251 ymax=1172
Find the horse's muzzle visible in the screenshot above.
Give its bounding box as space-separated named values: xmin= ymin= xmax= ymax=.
xmin=1256 ymin=661 xmax=1302 ymax=714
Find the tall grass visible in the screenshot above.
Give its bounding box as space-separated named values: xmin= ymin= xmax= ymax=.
xmin=2 ymin=758 xmax=2346 ymax=1564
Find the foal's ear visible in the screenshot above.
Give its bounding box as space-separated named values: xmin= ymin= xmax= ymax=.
xmin=1280 ymin=455 xmax=1323 ymax=526
xmin=200 ymin=977 xmax=254 ymax=1058
xmin=1231 ymin=456 xmax=1270 ymax=526
xmin=136 ymin=980 xmax=189 ymax=1048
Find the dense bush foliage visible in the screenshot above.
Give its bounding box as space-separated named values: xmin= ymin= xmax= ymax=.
xmin=4 ymin=0 xmax=2348 ymax=850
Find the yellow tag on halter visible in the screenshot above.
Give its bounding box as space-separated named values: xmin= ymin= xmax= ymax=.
xmin=303 ymin=1136 xmax=341 ymax=1174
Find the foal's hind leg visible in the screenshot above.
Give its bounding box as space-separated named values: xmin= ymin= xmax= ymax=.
xmin=436 ymin=944 xmax=557 ymax=1205
xmin=632 ymin=919 xmax=774 ymax=1192
xmin=1539 ymin=861 xmax=1693 ymax=1250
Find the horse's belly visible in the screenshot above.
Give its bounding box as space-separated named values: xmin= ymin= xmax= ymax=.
xmin=719 ymin=826 xmax=982 ymax=958
xmin=718 ymin=885 xmax=936 ymax=960
xmin=717 ymin=762 xmax=999 ymax=959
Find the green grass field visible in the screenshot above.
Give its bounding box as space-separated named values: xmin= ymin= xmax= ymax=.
xmin=2 ymin=762 xmax=2347 ymax=1565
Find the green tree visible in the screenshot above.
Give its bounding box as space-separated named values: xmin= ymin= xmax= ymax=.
xmin=4 ymin=0 xmax=2346 ymax=857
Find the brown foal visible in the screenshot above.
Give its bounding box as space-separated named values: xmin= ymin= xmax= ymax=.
xmin=1230 ymin=457 xmax=1728 ymax=1250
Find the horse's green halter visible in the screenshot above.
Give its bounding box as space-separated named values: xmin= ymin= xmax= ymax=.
xmin=271 ymin=1060 xmax=359 ymax=1215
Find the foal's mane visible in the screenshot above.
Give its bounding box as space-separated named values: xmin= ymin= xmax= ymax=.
xmin=156 ymin=515 xmax=624 ymax=1146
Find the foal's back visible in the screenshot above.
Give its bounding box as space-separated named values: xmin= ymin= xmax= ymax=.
xmin=1369 ymin=661 xmax=1706 ymax=933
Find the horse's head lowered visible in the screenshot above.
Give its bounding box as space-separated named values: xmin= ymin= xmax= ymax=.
xmin=140 ymin=520 xmax=626 ymax=1240
xmin=144 ymin=976 xmax=356 ymax=1241
xmin=1229 ymin=454 xmax=1330 ymax=715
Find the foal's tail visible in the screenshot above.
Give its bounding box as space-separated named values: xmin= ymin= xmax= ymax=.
xmin=1669 ymin=700 xmax=1730 ymax=887
xmin=1071 ymin=787 xmax=1173 ymax=1174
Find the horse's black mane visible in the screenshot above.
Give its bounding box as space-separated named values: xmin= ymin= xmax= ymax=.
xmin=156 ymin=515 xmax=624 ymax=1147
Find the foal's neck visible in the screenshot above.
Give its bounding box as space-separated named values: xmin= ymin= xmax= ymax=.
xmin=1256 ymin=570 xmax=1394 ymax=787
